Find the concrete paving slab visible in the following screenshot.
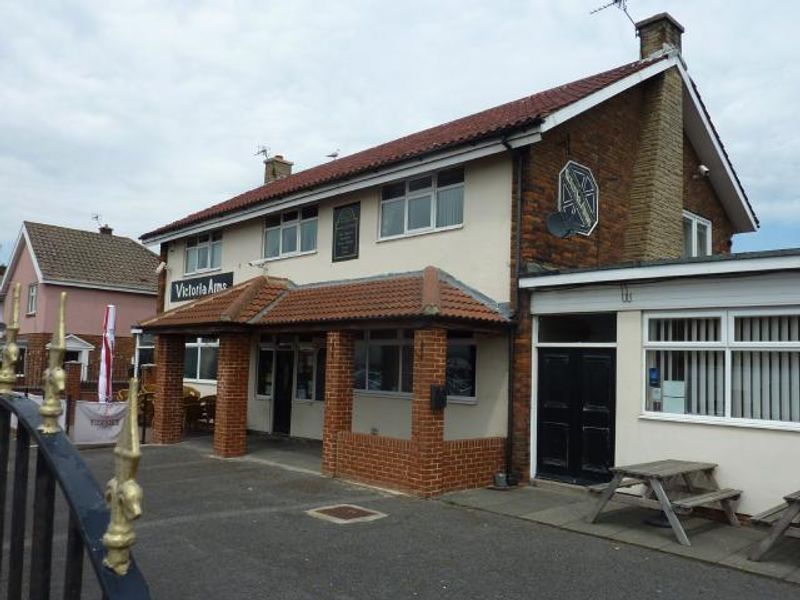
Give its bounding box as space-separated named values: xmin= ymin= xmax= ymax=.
xmin=661 ymin=523 xmax=763 ymax=562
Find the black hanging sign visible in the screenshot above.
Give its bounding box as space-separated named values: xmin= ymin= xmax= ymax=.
xmin=332 ymin=202 xmax=360 ymax=262
xmin=170 ymin=271 xmax=233 ymax=302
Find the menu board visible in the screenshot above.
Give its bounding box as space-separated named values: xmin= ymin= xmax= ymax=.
xmin=332 ymin=202 xmax=360 ymax=262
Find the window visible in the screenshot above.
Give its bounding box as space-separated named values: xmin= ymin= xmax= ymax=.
xmin=379 ymin=167 xmax=464 ymax=239
xmin=539 ymin=314 xmax=616 ymax=344
xmin=256 ymin=349 xmax=275 ymax=397
xmin=27 ymin=284 xmax=37 ymax=314
xmin=135 ymin=333 xmax=155 ymax=377
xmin=682 ymin=211 xmax=712 ymax=258
xmin=184 ymin=337 xmax=219 ymax=381
xmin=644 ymin=311 xmax=800 ymax=426
xmin=354 ymin=330 xmax=413 ymax=393
xmin=264 ymin=206 xmax=318 ymax=259
xmin=447 ymin=332 xmax=477 ymax=400
xmin=15 ymin=346 xmax=26 ymax=378
xmin=185 ymin=231 xmax=222 ymax=274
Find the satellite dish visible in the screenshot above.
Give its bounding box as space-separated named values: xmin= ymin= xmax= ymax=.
xmin=546 ymin=212 xmax=576 ymax=239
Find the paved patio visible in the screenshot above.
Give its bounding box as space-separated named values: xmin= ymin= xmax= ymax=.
xmin=441 ymin=482 xmax=800 ymax=584
xmin=48 ymin=440 xmax=795 ymax=598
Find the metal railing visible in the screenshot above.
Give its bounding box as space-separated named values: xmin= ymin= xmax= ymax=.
xmin=0 ymin=284 xmax=150 ymax=599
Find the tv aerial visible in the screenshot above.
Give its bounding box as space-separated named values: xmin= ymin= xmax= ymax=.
xmin=545 ymin=211 xmax=580 ymax=239
xmin=91 ymin=213 xmax=102 ymax=225
xmin=255 ymin=145 xmax=270 ymax=159
xmin=590 ymin=0 xmax=635 ymax=26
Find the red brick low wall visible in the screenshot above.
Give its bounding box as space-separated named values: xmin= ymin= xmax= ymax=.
xmin=334 ymin=432 xmax=505 ymax=496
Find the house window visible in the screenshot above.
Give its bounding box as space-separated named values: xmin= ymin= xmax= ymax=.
xmin=15 ymin=346 xmax=26 ymax=378
xmin=135 ymin=333 xmax=156 ymax=376
xmin=354 ymin=330 xmax=413 ymax=393
xmin=185 ymin=231 xmax=222 ymax=274
xmin=644 ymin=311 xmax=800 ymax=426
xmin=682 ymin=211 xmax=712 ymax=257
xmin=264 ymin=206 xmax=318 ymax=259
xmin=379 ymin=167 xmax=464 ymax=239
xmin=447 ymin=332 xmax=477 ymax=400
xmin=27 ymin=284 xmax=37 ymax=314
xmin=184 ymin=337 xmax=219 ymax=381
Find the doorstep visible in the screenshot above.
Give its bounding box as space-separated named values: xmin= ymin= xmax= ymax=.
xmin=440 ymin=483 xmax=800 ymax=585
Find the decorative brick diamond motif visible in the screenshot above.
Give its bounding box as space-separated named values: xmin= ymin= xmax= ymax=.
xmin=306 ymin=504 xmax=387 ymax=524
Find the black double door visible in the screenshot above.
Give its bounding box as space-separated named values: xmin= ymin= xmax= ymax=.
xmin=273 ymin=351 xmax=294 ymax=435
xmin=537 ymin=348 xmax=616 ymax=485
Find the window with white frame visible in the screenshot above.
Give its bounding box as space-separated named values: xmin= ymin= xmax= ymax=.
xmin=682 ymin=211 xmax=712 ymax=258
xmin=15 ymin=346 xmax=26 ymax=378
xmin=643 ymin=311 xmax=800 ymax=426
xmin=256 ymin=335 xmax=326 ymax=401
xmin=379 ymin=167 xmax=464 ymax=239
xmin=135 ymin=333 xmax=156 ymax=376
xmin=264 ymin=206 xmax=318 ymax=259
xmin=184 ymin=337 xmax=219 ymax=381
xmin=27 ymin=283 xmax=37 ymax=314
xmin=185 ymin=231 xmax=222 ymax=274
xmin=354 ymin=330 xmax=414 ymax=393
xmin=446 ymin=331 xmax=477 ymax=400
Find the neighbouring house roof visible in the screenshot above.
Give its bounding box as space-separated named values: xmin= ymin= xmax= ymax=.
xmin=140 ymin=267 xmax=510 ymax=330
xmin=141 ymin=52 xmax=757 ymax=244
xmin=0 ymin=222 xmax=160 ymax=298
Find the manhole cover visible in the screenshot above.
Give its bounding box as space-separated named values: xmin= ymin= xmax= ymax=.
xmin=306 ymin=504 xmax=387 ymax=524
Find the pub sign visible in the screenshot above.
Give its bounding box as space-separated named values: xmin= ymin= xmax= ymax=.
xmin=171 ymin=272 xmax=234 ymax=302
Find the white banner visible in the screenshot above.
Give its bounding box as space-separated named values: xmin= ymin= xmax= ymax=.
xmin=11 ymin=394 xmax=68 ymax=431
xmin=72 ymin=401 xmax=128 ymax=445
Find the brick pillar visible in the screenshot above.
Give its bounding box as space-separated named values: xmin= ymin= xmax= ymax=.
xmin=322 ymin=331 xmax=354 ymax=476
xmin=411 ymin=327 xmax=447 ymax=497
xmin=213 ymin=333 xmax=251 ymax=458
xmin=511 ymin=312 xmax=532 ymax=480
xmin=153 ymin=334 xmax=185 ymax=444
xmin=64 ymin=361 xmax=82 ymax=427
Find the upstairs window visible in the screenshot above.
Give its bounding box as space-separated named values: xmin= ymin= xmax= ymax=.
xmin=26 ymin=283 xmax=37 ymax=314
xmin=379 ymin=167 xmax=464 ymax=239
xmin=682 ymin=211 xmax=712 ymax=258
xmin=185 ymin=231 xmax=222 ymax=274
xmin=264 ymin=206 xmax=318 ymax=259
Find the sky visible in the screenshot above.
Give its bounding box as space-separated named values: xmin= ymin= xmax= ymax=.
xmin=0 ymin=0 xmax=797 ymax=262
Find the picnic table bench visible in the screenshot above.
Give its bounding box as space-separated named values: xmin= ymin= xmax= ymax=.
xmin=587 ymin=459 xmax=741 ymax=546
xmin=748 ymin=491 xmax=800 ymax=561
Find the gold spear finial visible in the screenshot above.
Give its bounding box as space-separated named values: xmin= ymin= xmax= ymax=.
xmin=39 ymin=291 xmax=66 ymax=433
xmin=103 ymin=376 xmax=143 ymax=575
xmin=0 ymin=283 xmax=21 ymax=393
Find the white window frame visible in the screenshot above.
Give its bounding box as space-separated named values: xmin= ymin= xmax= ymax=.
xmin=353 ymin=329 xmax=414 ymax=398
xmin=184 ymin=231 xmax=223 ymax=275
xmin=134 ymin=332 xmax=156 ymax=376
xmin=263 ymin=206 xmax=318 ymax=261
xmin=378 ymin=168 xmax=465 ymax=241
xmin=257 ymin=335 xmax=325 ymax=403
xmin=26 ymin=283 xmax=37 ymax=315
xmin=641 ymin=308 xmax=800 ymax=431
xmin=184 ymin=336 xmax=219 ymax=383
xmin=682 ymin=210 xmax=712 ymax=258
xmin=446 ymin=334 xmax=479 ymax=405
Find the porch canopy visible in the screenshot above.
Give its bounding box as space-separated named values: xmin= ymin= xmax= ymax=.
xmin=140 ymin=266 xmax=511 ymax=495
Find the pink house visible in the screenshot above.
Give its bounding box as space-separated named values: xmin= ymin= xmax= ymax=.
xmin=0 ymin=222 xmax=159 ymax=388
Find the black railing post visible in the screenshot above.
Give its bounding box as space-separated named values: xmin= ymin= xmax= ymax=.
xmin=0 ymin=410 xmax=10 ymax=579
xmin=63 ymin=512 xmax=84 ymax=600
xmin=29 ymin=450 xmax=57 ymax=600
xmin=7 ymin=426 xmax=30 ymax=600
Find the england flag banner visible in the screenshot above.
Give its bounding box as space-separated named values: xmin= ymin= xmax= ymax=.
xmin=98 ymin=305 xmax=116 ymax=403
xmin=73 ymin=401 xmax=128 ymax=445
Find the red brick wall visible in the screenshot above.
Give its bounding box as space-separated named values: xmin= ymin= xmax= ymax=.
xmin=441 ymin=438 xmax=505 ymax=491
xmin=152 ymin=334 xmax=185 ymax=444
xmin=322 ymin=331 xmax=354 ymax=475
xmin=213 ymin=333 xmax=251 ymax=458
xmin=335 ymin=433 xmax=415 ymax=491
xmin=683 ymin=134 xmax=734 ymax=254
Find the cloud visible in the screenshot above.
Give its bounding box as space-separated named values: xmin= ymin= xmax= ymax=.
xmin=0 ymin=0 xmax=798 ymax=264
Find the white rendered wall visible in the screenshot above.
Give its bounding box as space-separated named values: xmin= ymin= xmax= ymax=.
xmin=614 ymin=311 xmax=800 ymax=515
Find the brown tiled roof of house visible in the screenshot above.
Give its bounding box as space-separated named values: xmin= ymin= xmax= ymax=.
xmin=25 ymin=222 xmax=159 ymax=292
xmin=141 ymin=267 xmax=509 ymax=329
xmin=142 ymin=58 xmax=664 ymax=240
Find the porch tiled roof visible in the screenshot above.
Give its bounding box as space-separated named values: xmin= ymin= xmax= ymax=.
xmin=142 ymin=58 xmax=664 ymax=240
xmin=140 ymin=267 xmax=509 ymax=330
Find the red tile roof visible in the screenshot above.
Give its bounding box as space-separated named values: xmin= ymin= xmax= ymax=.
xmin=141 ymin=267 xmax=509 ymax=329
xmin=142 ymin=58 xmax=664 ymax=240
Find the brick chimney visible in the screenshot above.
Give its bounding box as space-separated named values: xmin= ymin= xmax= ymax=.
xmin=264 ymin=154 xmax=293 ymax=184
xmin=636 ymin=12 xmax=684 ymax=58
xmin=622 ymin=14 xmax=685 ymax=262
xmin=99 ymin=224 xmax=113 ymax=235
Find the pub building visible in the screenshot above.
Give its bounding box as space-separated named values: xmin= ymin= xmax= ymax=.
xmin=137 ymin=15 xmax=799 ymax=510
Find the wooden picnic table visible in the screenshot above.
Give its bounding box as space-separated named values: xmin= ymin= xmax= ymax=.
xmin=586 ymin=459 xmax=742 ymax=546
xmin=749 ymin=490 xmax=800 ymax=561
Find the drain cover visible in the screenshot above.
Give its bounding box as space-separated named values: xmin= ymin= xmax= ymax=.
xmin=306 ymin=504 xmax=387 ymax=524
